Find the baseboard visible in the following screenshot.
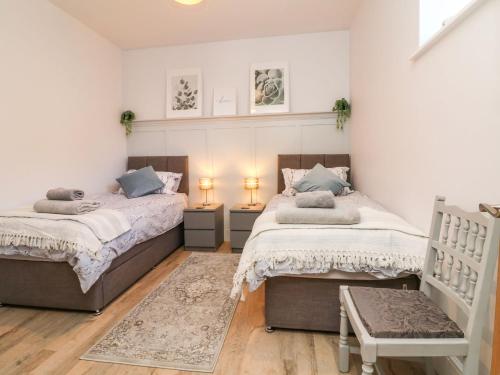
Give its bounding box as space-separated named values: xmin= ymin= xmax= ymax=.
xmin=433 ymin=357 xmax=461 ymax=375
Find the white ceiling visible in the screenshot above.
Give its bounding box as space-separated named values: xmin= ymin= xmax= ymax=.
xmin=49 ymin=0 xmax=360 ymax=50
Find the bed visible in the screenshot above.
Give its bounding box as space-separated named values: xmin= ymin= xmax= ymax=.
xmin=0 ymin=156 xmax=188 ymax=313
xmin=232 ymin=154 xmax=426 ymax=332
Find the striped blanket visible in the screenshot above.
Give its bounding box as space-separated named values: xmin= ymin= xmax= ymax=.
xmin=0 ymin=208 xmax=131 ymax=259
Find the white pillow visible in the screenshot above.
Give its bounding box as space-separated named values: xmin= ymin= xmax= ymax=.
xmin=281 ymin=166 xmax=352 ymax=196
xmin=281 ymin=168 xmax=309 ymax=197
xmin=156 ymin=171 xmax=183 ymax=194
xmin=117 ymin=170 xmax=182 ymax=195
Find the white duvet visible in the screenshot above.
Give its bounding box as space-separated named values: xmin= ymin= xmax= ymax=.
xmin=231 ymin=192 xmax=428 ymax=298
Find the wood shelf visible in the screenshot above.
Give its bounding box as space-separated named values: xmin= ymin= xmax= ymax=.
xmin=132 ymin=111 xmax=336 ymax=126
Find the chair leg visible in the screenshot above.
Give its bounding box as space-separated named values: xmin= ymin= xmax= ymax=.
xmin=361 ymin=361 xmax=375 ymax=375
xmin=338 ymin=299 xmax=350 ymax=373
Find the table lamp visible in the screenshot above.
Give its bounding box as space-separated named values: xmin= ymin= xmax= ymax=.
xmin=198 ymin=177 xmax=213 ymax=206
xmin=244 ymin=177 xmax=259 ymax=206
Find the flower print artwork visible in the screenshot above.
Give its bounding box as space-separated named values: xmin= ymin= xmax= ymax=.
xmin=250 ymin=63 xmax=289 ymax=114
xmin=254 ymin=69 xmax=284 ymax=106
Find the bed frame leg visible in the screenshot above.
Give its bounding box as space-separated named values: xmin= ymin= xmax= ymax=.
xmin=0 ymin=303 xmax=4 ymax=308
xmin=94 ymin=309 xmax=102 ymax=316
xmin=265 ymin=326 xmax=275 ymax=333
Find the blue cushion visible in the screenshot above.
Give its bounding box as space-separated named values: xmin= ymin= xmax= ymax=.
xmin=116 ymin=166 xmax=165 ymax=199
xmin=293 ymin=163 xmax=351 ymax=195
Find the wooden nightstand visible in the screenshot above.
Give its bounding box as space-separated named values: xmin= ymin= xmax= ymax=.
xmin=184 ymin=203 xmax=224 ymax=252
xmin=230 ymin=203 xmax=265 ymax=253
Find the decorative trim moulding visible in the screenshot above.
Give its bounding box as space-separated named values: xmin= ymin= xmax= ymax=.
xmin=132 ymin=111 xmax=336 ymax=127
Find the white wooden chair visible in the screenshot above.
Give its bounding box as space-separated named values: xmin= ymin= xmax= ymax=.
xmin=338 ymin=196 xmax=500 ymax=375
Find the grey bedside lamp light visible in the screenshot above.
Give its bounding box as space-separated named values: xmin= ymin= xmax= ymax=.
xmin=198 ymin=177 xmax=213 ymax=206
xmin=244 ymin=177 xmax=259 ymax=206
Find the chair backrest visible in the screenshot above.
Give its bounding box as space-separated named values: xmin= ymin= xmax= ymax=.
xmin=421 ymin=196 xmax=500 ymax=348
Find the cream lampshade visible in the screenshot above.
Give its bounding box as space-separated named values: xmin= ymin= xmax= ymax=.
xmin=244 ymin=177 xmax=259 ymax=206
xmin=198 ymin=177 xmax=213 ymax=206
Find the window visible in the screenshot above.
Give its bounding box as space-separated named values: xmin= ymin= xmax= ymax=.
xmin=419 ymin=0 xmax=473 ymax=45
xmin=412 ymin=0 xmax=486 ymax=60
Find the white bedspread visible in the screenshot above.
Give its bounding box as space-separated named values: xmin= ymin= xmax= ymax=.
xmin=231 ymin=192 xmax=428 ymax=298
xmin=0 ymin=193 xmax=187 ymax=293
xmin=0 ymin=208 xmax=131 ymax=259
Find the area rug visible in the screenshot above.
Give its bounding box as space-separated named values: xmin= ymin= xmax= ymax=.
xmin=81 ymin=253 xmax=241 ymax=372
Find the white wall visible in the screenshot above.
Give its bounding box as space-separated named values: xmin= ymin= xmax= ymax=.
xmin=350 ymin=0 xmax=500 ymax=373
xmin=0 ymin=0 xmax=126 ymax=210
xmin=122 ymin=31 xmax=350 ymax=120
xmin=129 ymin=113 xmax=350 ymax=238
xmin=123 ymin=31 xmax=351 ymax=236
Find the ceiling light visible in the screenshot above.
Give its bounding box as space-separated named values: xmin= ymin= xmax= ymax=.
xmin=175 ymin=0 xmax=203 ymax=5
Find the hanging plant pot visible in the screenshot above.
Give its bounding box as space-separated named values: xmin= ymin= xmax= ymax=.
xmin=120 ymin=110 xmax=136 ymax=136
xmin=332 ymin=98 xmax=351 ymax=130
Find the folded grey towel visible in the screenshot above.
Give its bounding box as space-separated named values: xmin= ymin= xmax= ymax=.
xmin=34 ymin=199 xmax=100 ymax=215
xmin=46 ymin=188 xmax=84 ymax=201
xmin=276 ymin=205 xmax=360 ymax=225
xmin=295 ymin=191 xmax=335 ymax=208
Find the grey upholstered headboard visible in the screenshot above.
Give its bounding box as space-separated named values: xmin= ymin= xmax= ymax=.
xmin=127 ymin=156 xmax=189 ymax=195
xmin=277 ymin=154 xmax=351 ymax=194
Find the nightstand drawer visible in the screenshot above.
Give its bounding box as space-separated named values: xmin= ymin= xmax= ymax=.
xmin=230 ymin=230 xmax=252 ymax=249
xmin=230 ymin=212 xmax=261 ymax=230
xmin=184 ymin=229 xmax=216 ymax=247
xmin=184 ymin=211 xmax=217 ymax=229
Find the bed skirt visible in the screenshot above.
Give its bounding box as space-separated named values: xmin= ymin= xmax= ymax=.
xmin=0 ymin=223 xmax=184 ymax=312
xmin=265 ymin=274 xmax=420 ymax=332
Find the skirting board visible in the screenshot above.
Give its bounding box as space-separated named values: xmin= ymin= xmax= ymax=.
xmin=433 ymin=356 xmax=490 ymax=375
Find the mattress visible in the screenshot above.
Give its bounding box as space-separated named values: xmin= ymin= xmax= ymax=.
xmin=0 ymin=192 xmax=187 ymax=292
xmin=231 ymin=192 xmax=428 ymax=297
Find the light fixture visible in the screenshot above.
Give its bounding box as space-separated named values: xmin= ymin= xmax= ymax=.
xmin=244 ymin=177 xmax=259 ymax=206
xmin=175 ymin=0 xmax=203 ymax=5
xmin=198 ymin=177 xmax=213 ymax=206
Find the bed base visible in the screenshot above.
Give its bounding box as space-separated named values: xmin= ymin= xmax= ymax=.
xmin=0 ymin=223 xmax=183 ymax=313
xmin=265 ymin=274 xmax=420 ymax=333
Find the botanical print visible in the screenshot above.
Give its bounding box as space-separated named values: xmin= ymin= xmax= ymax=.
xmin=254 ymin=68 xmax=284 ymax=106
xmin=166 ymin=68 xmax=202 ymax=118
xmin=172 ymin=75 xmax=198 ymax=111
xmin=250 ymin=62 xmax=289 ymax=114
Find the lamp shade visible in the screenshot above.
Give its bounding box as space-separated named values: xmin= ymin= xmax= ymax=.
xmin=198 ymin=177 xmax=213 ymax=190
xmin=244 ymin=177 xmax=259 ymax=190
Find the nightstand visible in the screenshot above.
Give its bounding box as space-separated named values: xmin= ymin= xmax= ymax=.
xmin=230 ymin=203 xmax=265 ymax=253
xmin=184 ymin=203 xmax=224 ymax=252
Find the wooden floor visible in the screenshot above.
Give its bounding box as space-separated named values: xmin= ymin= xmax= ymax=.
xmin=0 ymin=242 xmax=424 ymax=375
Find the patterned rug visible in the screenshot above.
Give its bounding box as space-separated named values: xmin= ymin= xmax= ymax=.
xmin=81 ymin=253 xmax=241 ymax=372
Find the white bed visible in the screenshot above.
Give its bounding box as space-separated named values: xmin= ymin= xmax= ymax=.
xmin=232 ymin=192 xmax=428 ymax=297
xmin=0 ymin=192 xmax=187 ymax=292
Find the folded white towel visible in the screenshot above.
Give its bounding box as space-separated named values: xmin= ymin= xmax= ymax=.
xmin=34 ymin=199 xmax=100 ymax=215
xmin=295 ymin=191 xmax=335 ymax=208
xmin=276 ymin=205 xmax=360 ymax=225
xmin=46 ymin=188 xmax=84 ymax=201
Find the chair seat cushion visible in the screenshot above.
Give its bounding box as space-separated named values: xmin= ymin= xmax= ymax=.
xmin=349 ymin=287 xmax=464 ymax=339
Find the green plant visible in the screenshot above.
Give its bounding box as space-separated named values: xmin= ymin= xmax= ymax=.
xmin=332 ymin=98 xmax=351 ymax=130
xmin=120 ymin=110 xmax=135 ymax=136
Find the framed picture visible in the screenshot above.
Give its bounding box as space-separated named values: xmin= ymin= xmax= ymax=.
xmin=213 ymin=88 xmax=237 ymax=116
xmin=250 ymin=62 xmax=289 ymax=114
xmin=166 ymin=68 xmax=202 ymax=118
